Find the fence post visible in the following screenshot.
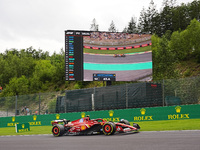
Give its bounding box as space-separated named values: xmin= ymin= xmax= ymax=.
xmin=162 ymin=79 xmax=165 ymax=106
xmin=39 ymin=93 xmax=41 ymax=115
xmin=64 ymin=95 xmax=66 ymax=113
xmin=15 ymin=95 xmax=18 ymax=116
xmin=93 ymin=87 xmax=96 ymax=111
xmin=92 ymin=94 xmax=95 ymax=111
xmin=126 ymin=84 xmax=128 ymax=108
xmin=65 ymin=91 xmax=67 ymax=113
xmin=175 ymin=90 xmax=177 ymax=97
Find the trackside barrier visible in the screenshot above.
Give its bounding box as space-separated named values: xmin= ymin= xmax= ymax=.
xmin=15 ymin=123 xmax=30 ymax=133
xmin=84 ymin=43 xmax=152 ymax=50
xmin=0 ymin=104 xmax=199 ymax=128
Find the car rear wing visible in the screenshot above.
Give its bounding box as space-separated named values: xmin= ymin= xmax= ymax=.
xmin=51 ymin=119 xmax=70 ymax=126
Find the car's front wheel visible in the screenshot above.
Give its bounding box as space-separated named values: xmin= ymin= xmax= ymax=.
xmin=102 ymin=122 xmax=116 ymax=135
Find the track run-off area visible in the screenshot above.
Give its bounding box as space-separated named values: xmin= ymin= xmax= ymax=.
xmin=1 ymin=130 xmax=200 ymax=150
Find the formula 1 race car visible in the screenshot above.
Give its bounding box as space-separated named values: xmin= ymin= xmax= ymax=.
xmin=51 ymin=116 xmax=140 ymax=136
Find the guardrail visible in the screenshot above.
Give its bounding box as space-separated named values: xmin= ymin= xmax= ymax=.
xmin=84 ymin=43 xmax=151 ymax=50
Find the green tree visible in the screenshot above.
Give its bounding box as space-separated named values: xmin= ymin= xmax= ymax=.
xmin=0 ymin=52 xmax=20 ymax=85
xmin=30 ymin=60 xmax=56 ymax=92
xmin=138 ymin=7 xmax=148 ymax=33
xmin=170 ymin=19 xmax=200 ymax=62
xmin=152 ymin=32 xmax=177 ymax=80
xmin=159 ymin=0 xmax=175 ymax=35
xmin=151 ymin=11 xmax=161 ymax=35
xmin=0 ymin=49 xmax=36 ymax=87
xmin=50 ymin=49 xmax=65 ymax=85
xmin=127 ymin=17 xmax=137 ymax=33
xmin=108 ymin=20 xmax=117 ymax=32
xmin=122 ymin=26 xmax=128 ymax=33
xmin=138 ymin=0 xmax=159 ymax=34
xmin=2 ymin=76 xmax=29 ymax=96
xmin=147 ymin=0 xmax=158 ymax=34
xmin=184 ymin=19 xmax=200 ymax=62
xmin=137 ymin=0 xmax=200 ymax=36
xmin=90 ymin=18 xmax=99 ymax=31
xmin=169 ymin=31 xmax=187 ymax=60
xmin=188 ymin=0 xmax=200 ymax=21
xmin=172 ymin=3 xmax=190 ymax=31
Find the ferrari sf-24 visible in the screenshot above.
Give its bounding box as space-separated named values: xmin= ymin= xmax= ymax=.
xmin=51 ymin=116 xmax=140 ymax=136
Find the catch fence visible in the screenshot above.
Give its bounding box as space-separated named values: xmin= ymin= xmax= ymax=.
xmin=56 ymin=83 xmax=163 ymax=113
xmin=0 ymin=91 xmax=63 ymax=117
xmin=0 ymin=76 xmax=199 ymax=117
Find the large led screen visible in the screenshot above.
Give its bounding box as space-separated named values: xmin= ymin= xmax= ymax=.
xmin=65 ymin=30 xmax=152 ymax=81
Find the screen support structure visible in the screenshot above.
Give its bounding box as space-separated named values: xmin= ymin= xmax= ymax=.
xmin=106 ymin=81 xmax=112 ymax=86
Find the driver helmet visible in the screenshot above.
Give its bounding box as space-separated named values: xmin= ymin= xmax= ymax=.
xmin=86 ymin=115 xmax=90 ymax=120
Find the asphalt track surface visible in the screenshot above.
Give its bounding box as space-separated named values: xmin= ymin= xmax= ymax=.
xmin=84 ymin=52 xmax=152 ymax=64
xmin=83 ymin=52 xmax=152 ymax=81
xmin=1 ymin=131 xmax=200 ymax=150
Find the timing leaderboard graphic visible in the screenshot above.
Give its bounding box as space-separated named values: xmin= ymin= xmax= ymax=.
xmin=65 ymin=30 xmax=152 ymax=81
xmin=65 ymin=30 xmax=90 ymax=81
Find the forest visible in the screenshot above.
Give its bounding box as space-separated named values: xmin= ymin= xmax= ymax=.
xmin=0 ymin=0 xmax=200 ymax=98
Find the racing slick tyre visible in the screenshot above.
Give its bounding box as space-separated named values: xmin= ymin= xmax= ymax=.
xmin=133 ymin=123 xmax=140 ymax=129
xmin=102 ymin=122 xmax=116 ymax=135
xmin=119 ymin=119 xmax=130 ymax=125
xmin=52 ymin=124 xmax=65 ymax=137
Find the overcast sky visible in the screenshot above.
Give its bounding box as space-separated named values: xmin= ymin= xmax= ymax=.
xmin=0 ymin=0 xmax=193 ymax=55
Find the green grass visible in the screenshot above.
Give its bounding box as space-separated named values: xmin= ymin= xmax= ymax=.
xmin=130 ymin=119 xmax=200 ymax=131
xmin=176 ymin=59 xmax=200 ymax=78
xmin=84 ymin=46 xmax=151 ymax=54
xmin=0 ymin=119 xmax=199 ymax=136
xmin=0 ymin=126 xmax=52 ymax=136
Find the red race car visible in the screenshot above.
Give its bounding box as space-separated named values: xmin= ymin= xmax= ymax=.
xmin=51 ymin=116 xmax=140 ymax=136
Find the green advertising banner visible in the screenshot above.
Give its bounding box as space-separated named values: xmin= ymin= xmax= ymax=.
xmin=15 ymin=123 xmax=30 ymax=133
xmin=0 ymin=104 xmax=200 ymax=128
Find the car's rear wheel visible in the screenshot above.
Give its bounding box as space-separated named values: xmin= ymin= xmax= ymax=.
xmin=52 ymin=124 xmax=65 ymax=136
xmin=102 ymin=122 xmax=116 ymax=135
